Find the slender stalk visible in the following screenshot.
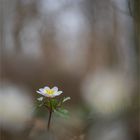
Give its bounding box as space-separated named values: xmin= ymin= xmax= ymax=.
xmin=47 ymin=99 xmax=52 ymax=131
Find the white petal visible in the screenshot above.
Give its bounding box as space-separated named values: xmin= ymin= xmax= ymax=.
xmin=44 ymin=86 xmax=50 ymax=90
xmin=37 ymin=91 xmax=46 ymax=96
xmin=52 ymin=86 xmax=58 ymax=92
xmin=37 ymin=89 xmax=46 ymax=94
xmin=47 ymin=94 xmax=55 ymax=98
xmin=39 ymin=88 xmax=45 ymax=92
xmin=37 ymin=90 xmax=42 ymax=94
xmin=54 ymin=91 xmax=63 ymax=96
xmin=45 ymin=94 xmax=51 ymax=97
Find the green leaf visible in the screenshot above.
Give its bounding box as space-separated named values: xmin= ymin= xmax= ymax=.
xmin=54 ymin=108 xmax=69 ymax=118
xmin=37 ymin=97 xmax=44 ymax=101
xmin=60 ymin=108 xmax=69 ymax=114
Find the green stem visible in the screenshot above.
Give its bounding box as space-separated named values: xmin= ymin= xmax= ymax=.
xmin=47 ymin=99 xmax=52 ymax=131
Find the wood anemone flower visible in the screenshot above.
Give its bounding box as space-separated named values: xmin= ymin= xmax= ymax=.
xmin=37 ymin=86 xmax=63 ymax=98
xmin=36 ymin=86 xmax=70 ymax=131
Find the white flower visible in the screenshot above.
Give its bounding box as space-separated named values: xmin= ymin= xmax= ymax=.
xmin=0 ymin=83 xmax=33 ymax=132
xmin=37 ymin=86 xmax=63 ymax=98
xmin=81 ymin=70 xmax=132 ymax=116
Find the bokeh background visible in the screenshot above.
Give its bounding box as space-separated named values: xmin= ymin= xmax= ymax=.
xmin=0 ymin=0 xmax=139 ymax=140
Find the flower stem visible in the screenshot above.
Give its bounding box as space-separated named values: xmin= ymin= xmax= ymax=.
xmin=47 ymin=100 xmax=52 ymax=131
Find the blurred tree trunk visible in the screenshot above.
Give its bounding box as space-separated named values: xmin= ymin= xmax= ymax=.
xmin=131 ymin=0 xmax=140 ymax=84
xmin=133 ymin=0 xmax=140 ymax=48
xmin=0 ymin=0 xmax=3 ymax=79
xmin=130 ymin=1 xmax=140 ymax=139
xmin=131 ymin=0 xmax=140 ymax=69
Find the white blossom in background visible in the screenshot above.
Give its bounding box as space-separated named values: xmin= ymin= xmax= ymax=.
xmin=81 ymin=70 xmax=133 ymax=116
xmin=0 ymin=83 xmax=33 ymax=131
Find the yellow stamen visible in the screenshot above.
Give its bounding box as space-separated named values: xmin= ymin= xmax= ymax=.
xmin=45 ymin=89 xmax=55 ymax=95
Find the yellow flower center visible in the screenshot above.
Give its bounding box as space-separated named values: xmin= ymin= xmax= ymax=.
xmin=45 ymin=89 xmax=55 ymax=95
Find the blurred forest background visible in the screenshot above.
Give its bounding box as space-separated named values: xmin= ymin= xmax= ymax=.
xmin=0 ymin=0 xmax=139 ymax=140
